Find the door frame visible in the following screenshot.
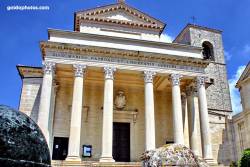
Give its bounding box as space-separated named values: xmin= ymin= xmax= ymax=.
xmin=113 ymin=116 xmax=135 ymax=162
xmin=52 ymin=136 xmax=69 ymax=160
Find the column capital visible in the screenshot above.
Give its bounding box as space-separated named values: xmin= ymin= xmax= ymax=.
xmin=170 ymin=73 xmax=182 ymax=86
xmin=42 ymin=61 xmax=55 ymax=75
xmin=144 ymin=71 xmax=156 ymax=83
xmin=73 ymin=64 xmax=86 ymax=77
xmin=196 ymin=76 xmax=206 ymax=88
xmin=104 ymin=66 xmax=116 ymax=80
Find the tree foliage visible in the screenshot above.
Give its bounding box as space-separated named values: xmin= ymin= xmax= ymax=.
xmin=239 ymin=148 xmax=250 ymax=167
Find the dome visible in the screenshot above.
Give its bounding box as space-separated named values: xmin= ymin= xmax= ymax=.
xmin=0 ymin=105 xmax=51 ymax=167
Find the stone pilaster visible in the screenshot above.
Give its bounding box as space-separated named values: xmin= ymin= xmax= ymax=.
xmin=170 ymin=74 xmax=184 ymax=144
xmin=37 ymin=61 xmax=55 ymax=151
xmin=144 ymin=70 xmax=156 ymax=151
xmin=196 ymin=76 xmax=213 ymax=159
xmin=67 ymin=64 xmax=86 ymax=161
xmin=100 ymin=66 xmax=116 ymax=162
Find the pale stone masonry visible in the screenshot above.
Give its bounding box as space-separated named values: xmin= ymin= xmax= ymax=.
xmin=225 ymin=62 xmax=250 ymax=162
xmin=16 ymin=1 xmax=234 ymax=166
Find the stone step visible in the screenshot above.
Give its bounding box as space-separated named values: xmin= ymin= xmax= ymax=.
xmin=52 ymin=161 xmax=142 ymax=167
xmin=205 ymin=158 xmax=218 ymax=166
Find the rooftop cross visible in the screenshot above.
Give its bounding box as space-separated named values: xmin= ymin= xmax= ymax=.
xmin=191 ymin=16 xmax=197 ymax=25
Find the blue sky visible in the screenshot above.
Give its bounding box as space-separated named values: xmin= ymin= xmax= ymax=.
xmin=0 ymin=0 xmax=249 ymax=114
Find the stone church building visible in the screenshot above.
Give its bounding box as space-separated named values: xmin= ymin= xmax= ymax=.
xmin=17 ymin=0 xmax=233 ymax=166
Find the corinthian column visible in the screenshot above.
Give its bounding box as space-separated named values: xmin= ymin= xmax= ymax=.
xmin=196 ymin=76 xmax=213 ymax=159
xmin=144 ymin=71 xmax=156 ymax=151
xmin=170 ymin=74 xmax=184 ymax=144
xmin=100 ymin=66 xmax=116 ymax=162
xmin=67 ymin=64 xmax=86 ymax=161
xmin=186 ymin=86 xmax=199 ymax=155
xmin=37 ymin=61 xmax=55 ymax=150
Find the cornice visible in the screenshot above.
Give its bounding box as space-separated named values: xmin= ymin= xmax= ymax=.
xmin=174 ymin=23 xmax=222 ymax=43
xmin=77 ymin=16 xmax=162 ymax=32
xmin=74 ymin=2 xmax=165 ymax=32
xmin=40 ymin=41 xmax=209 ymax=68
xmin=16 ymin=65 xmax=43 ymax=79
xmin=236 ymin=62 xmax=250 ymax=88
xmin=48 ymin=29 xmax=203 ymax=51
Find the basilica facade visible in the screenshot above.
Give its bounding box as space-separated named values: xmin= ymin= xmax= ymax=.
xmin=17 ymin=0 xmax=233 ymax=166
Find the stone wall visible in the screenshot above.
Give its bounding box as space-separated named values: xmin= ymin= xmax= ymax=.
xmin=18 ymin=78 xmax=42 ymax=122
xmin=188 ymin=27 xmax=232 ymax=112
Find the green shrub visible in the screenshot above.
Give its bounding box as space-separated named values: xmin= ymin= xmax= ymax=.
xmin=239 ymin=148 xmax=250 ymax=167
xmin=230 ymin=161 xmax=237 ymax=167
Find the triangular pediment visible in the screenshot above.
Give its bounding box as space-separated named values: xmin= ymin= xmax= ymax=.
xmin=98 ymin=10 xmax=145 ymax=23
xmin=236 ymin=62 xmax=250 ymax=87
xmin=74 ymin=2 xmax=165 ymax=32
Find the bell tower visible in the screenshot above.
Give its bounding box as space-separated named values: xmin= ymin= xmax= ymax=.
xmin=174 ymin=24 xmax=232 ymax=112
xmin=174 ymin=24 xmax=233 ymax=164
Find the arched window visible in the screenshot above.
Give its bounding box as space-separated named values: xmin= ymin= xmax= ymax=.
xmin=202 ymin=41 xmax=214 ymax=60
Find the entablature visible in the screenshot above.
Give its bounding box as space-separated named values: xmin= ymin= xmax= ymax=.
xmin=40 ymin=41 xmax=209 ymax=77
xmin=47 ymin=29 xmax=203 ymax=59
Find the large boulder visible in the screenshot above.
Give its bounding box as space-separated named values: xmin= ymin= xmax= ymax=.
xmin=0 ymin=105 xmax=51 ymax=167
xmin=141 ymin=144 xmax=208 ymax=167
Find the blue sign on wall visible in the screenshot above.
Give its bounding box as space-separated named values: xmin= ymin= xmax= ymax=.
xmin=82 ymin=145 xmax=92 ymax=157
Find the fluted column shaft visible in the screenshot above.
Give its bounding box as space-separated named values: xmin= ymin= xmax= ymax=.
xmin=170 ymin=74 xmax=184 ymax=144
xmin=37 ymin=61 xmax=55 ymax=151
xmin=186 ymin=86 xmax=199 ymax=155
xmin=144 ymin=71 xmax=156 ymax=151
xmin=197 ymin=76 xmax=213 ymax=159
xmin=67 ymin=64 xmax=86 ymax=161
xmin=100 ymin=66 xmax=116 ymax=162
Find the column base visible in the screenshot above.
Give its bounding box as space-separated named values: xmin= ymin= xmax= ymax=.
xmin=99 ymin=157 xmax=115 ymax=162
xmin=204 ymin=158 xmax=217 ymax=166
xmin=66 ymin=156 xmax=82 ymax=161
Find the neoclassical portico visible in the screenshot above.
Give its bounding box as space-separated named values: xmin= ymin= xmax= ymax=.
xmin=37 ymin=55 xmax=213 ymax=162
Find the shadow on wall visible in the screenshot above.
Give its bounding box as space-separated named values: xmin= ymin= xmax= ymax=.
xmin=217 ymin=117 xmax=236 ymax=166
xmin=30 ymin=86 xmax=41 ymax=122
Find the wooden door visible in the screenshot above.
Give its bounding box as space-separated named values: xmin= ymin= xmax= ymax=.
xmin=113 ymin=122 xmax=130 ymax=162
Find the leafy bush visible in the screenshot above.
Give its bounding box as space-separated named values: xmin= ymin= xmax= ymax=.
xmin=239 ymin=148 xmax=250 ymax=167
xmin=230 ymin=161 xmax=237 ymax=167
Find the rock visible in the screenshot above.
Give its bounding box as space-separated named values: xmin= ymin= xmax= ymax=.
xmin=141 ymin=144 xmax=209 ymax=167
xmin=0 ymin=105 xmax=51 ymax=167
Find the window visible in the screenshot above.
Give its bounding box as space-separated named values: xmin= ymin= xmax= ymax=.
xmin=202 ymin=41 xmax=214 ymax=60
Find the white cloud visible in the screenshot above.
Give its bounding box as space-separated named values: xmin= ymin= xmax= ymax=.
xmin=224 ymin=51 xmax=232 ymax=61
xmin=229 ymin=65 xmax=246 ymax=114
xmin=159 ymin=33 xmax=173 ymax=43
xmin=243 ymin=44 xmax=250 ymax=54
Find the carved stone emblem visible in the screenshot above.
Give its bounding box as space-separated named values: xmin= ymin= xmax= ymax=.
xmin=114 ymin=90 xmax=126 ymax=110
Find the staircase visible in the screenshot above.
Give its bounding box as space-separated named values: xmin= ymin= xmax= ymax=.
xmin=205 ymin=158 xmax=219 ymax=166
xmin=52 ymin=161 xmax=142 ymax=167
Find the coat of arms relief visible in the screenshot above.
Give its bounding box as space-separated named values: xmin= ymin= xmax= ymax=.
xmin=114 ymin=90 xmax=126 ymax=110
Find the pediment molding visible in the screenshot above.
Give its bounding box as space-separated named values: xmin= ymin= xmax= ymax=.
xmin=236 ymin=62 xmax=250 ymax=88
xmin=17 ymin=65 xmax=43 ymax=78
xmin=74 ymin=3 xmax=165 ymax=32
